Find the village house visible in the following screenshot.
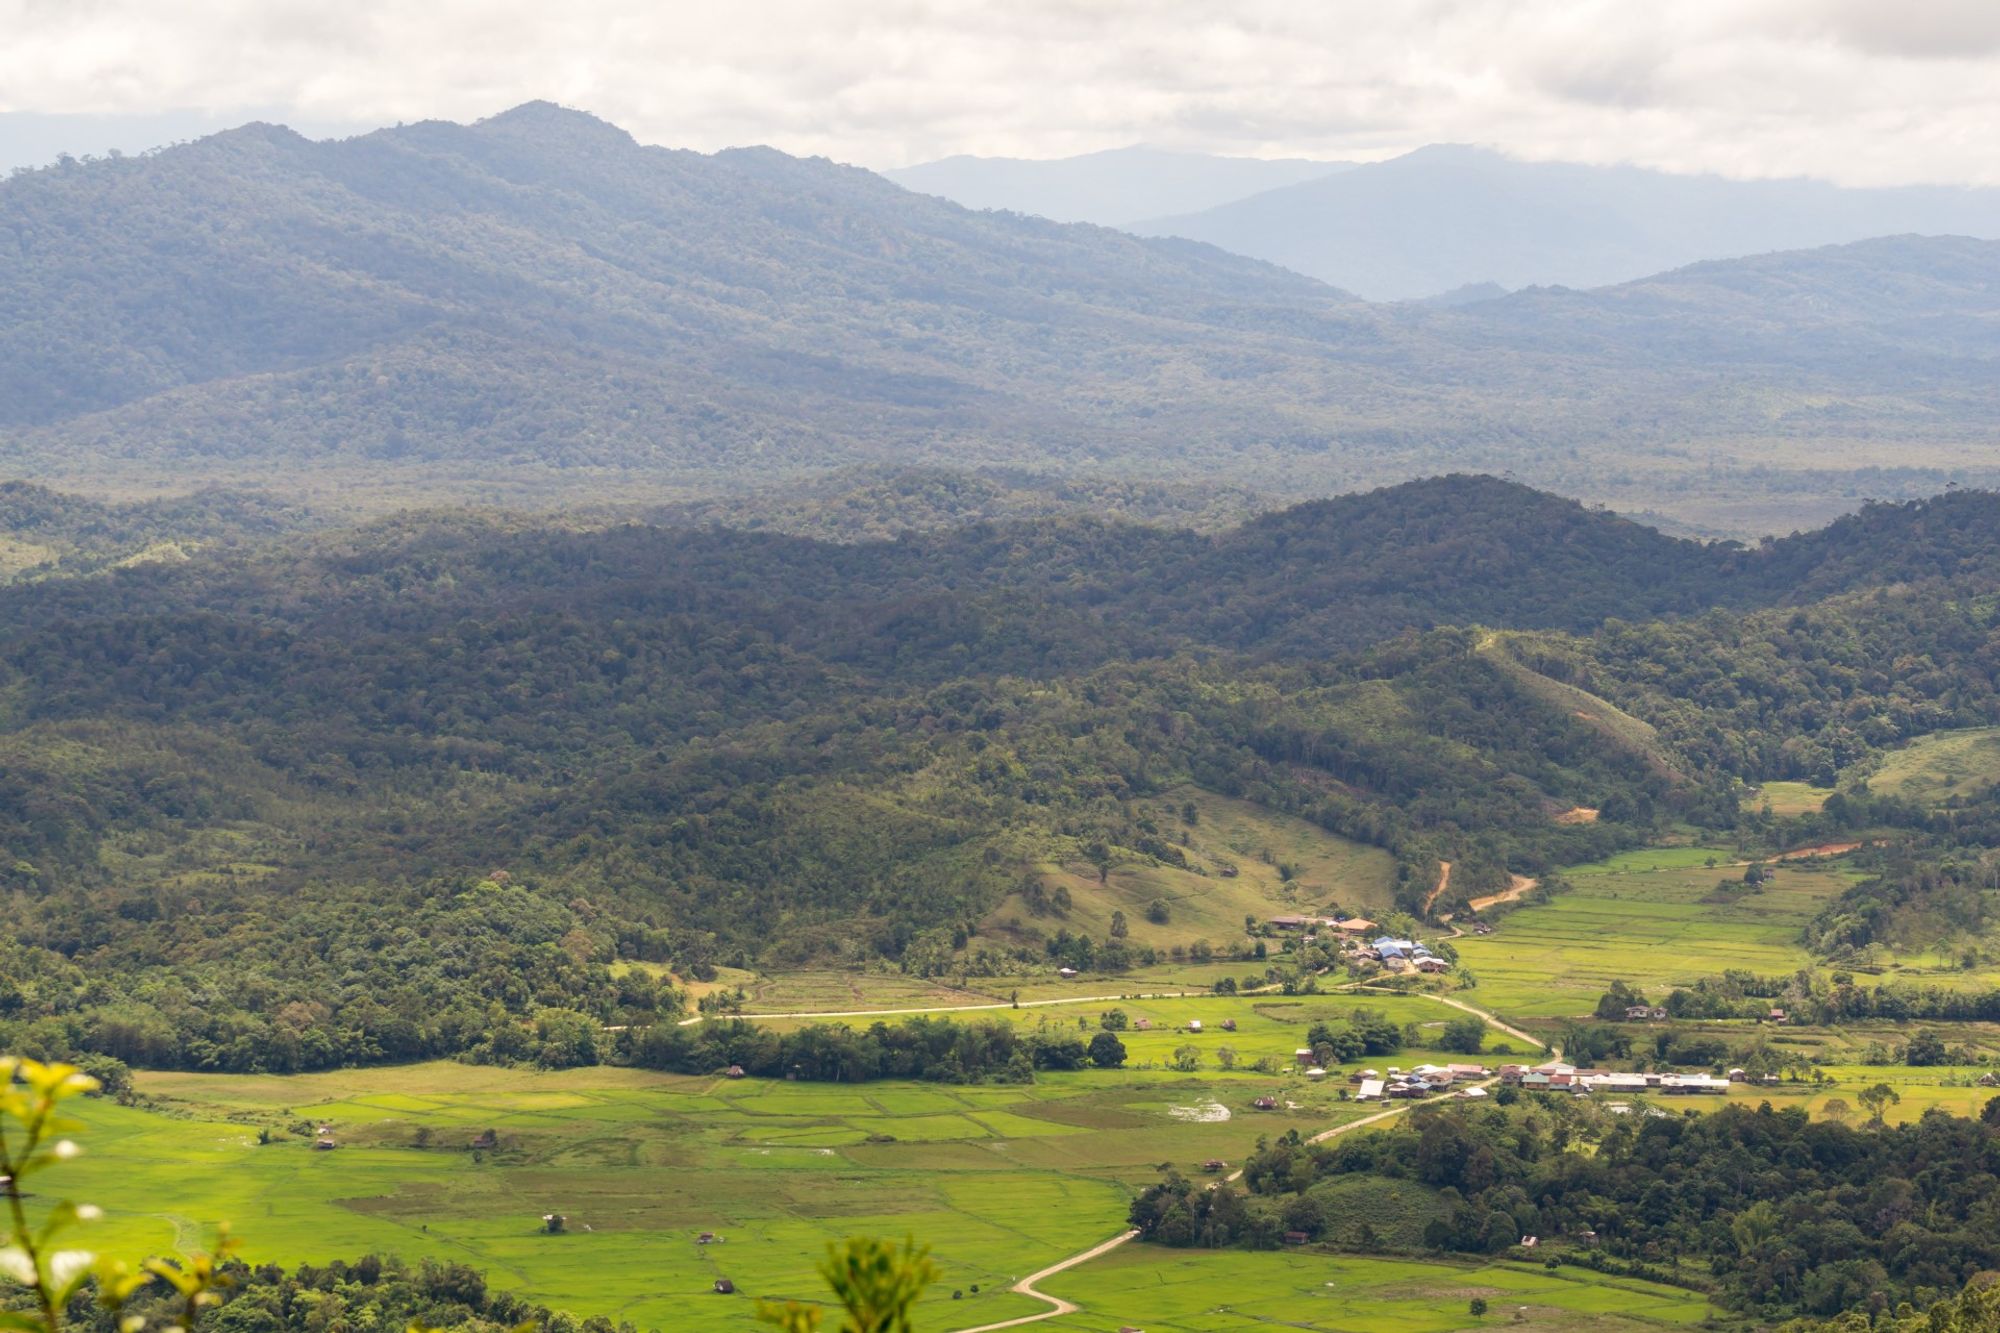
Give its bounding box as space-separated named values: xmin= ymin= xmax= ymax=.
xmin=1415 ymin=956 xmax=1449 ymax=973
xmin=1252 ymin=1095 xmax=1279 ymax=1110
xmin=1305 ymin=1066 xmax=1327 ymax=1081
xmin=1295 ymin=1047 xmax=1315 ymax=1066
xmin=1219 ymin=1018 xmax=1237 ymax=1032
xmin=1622 ymin=1005 xmax=1669 ymax=1021
xmin=713 ymin=1279 xmax=735 ymax=1295
xmin=1978 ymin=1071 xmax=1998 ymax=1087
xmin=1356 ymin=1078 xmax=1386 ymax=1101
xmin=1057 ymin=966 xmax=1078 ymax=979
xmin=1187 ymin=1019 xmax=1203 ymax=1033
xmin=726 ymin=1064 xmax=746 ymax=1078
xmin=1202 ymin=1159 xmax=1227 ymax=1173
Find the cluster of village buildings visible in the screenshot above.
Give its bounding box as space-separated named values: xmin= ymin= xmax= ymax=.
xmin=1264 ymin=915 xmax=1451 ymax=973
xmin=1262 ymin=1057 xmax=1758 ymax=1102
xmin=1497 ymin=1061 xmax=1735 ymax=1094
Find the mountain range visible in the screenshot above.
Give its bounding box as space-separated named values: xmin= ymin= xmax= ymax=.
xmin=4 ymin=104 xmax=2000 ymax=534
xmin=883 ymin=145 xmax=1350 ymax=226
xmin=901 ymin=142 xmax=2000 ymax=301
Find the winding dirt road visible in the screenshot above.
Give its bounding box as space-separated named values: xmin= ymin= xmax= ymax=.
xmin=672 ymin=976 xmax=1550 ymax=1332
xmin=934 ymin=986 xmax=1553 ymax=1333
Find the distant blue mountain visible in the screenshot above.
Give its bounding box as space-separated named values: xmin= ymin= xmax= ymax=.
xmin=884 ymin=145 xmax=1351 ymax=227
xmin=1129 ymin=144 xmax=2000 ymax=300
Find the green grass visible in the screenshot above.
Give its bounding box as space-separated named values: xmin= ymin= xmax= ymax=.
xmin=1743 ymin=780 xmax=1834 ymax=816
xmin=51 ymin=994 xmax=1500 ymax=1333
xmin=989 ymin=787 xmax=1398 ymax=952
xmin=1039 ymin=1246 xmax=1714 ymax=1331
xmin=1860 ymin=726 xmax=2000 ymax=807
xmin=1452 ymin=848 xmax=1861 ymax=1018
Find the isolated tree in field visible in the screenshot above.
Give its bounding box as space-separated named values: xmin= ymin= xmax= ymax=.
xmin=1172 ymin=1044 xmax=1201 ymax=1072
xmin=1109 ymin=909 xmax=1129 ymax=939
xmin=1593 ymin=979 xmax=1647 ymax=1022
xmin=1215 ymin=1045 xmax=1238 ymax=1070
xmin=1100 ymin=1008 xmax=1129 ymax=1030
xmin=1440 ymin=1016 xmax=1487 ymax=1054
xmin=1820 ymin=1096 xmax=1852 ymax=1124
xmin=1904 ymin=1030 xmax=1947 ymax=1066
xmin=1858 ymin=1082 xmax=1901 ymax=1125
xmin=1088 ymin=1032 xmax=1127 ymax=1068
xmin=1469 ymin=1296 xmax=1488 ymax=1316
xmin=1145 ymin=899 xmax=1171 ymax=925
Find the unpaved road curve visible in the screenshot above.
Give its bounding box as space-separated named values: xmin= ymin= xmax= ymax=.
xmin=1466 ymin=873 xmax=1539 ymax=914
xmin=1422 ymin=859 xmax=1453 ymax=914
xmin=945 ymin=1229 xmax=1141 ymax=1333
xmin=941 ymin=989 xmax=1555 ymax=1333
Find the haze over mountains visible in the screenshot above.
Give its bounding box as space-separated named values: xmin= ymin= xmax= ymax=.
xmin=4 ymin=103 xmax=2000 ymax=534
xmin=900 ymin=142 xmax=2000 ymax=301
xmin=883 ymin=146 xmax=1351 ymax=227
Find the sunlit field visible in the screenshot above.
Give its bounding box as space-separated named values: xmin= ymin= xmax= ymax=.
xmin=1452 ymin=848 xmax=1861 ymax=1018
xmin=57 ymin=991 xmax=1504 ymax=1332
xmin=1038 ymin=1246 xmax=1714 ymax=1332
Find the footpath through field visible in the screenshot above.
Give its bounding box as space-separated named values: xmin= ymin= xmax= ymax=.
xmin=940 ymin=986 xmax=1555 ymax=1333
xmin=670 ymin=975 xmax=1549 ymax=1333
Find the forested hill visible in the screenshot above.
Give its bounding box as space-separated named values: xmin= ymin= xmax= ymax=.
xmin=4 ymin=104 xmax=2000 ymax=527
xmin=0 ymin=481 xmax=315 ymax=581
xmin=12 ymin=474 xmax=1996 ymax=660
xmin=6 ymin=476 xmax=2000 ymax=1068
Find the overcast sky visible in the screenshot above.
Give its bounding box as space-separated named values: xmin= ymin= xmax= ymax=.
xmin=4 ymin=0 xmax=1999 ymax=184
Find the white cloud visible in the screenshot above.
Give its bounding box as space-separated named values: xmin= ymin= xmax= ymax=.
xmin=1 ymin=0 xmax=1997 ymax=185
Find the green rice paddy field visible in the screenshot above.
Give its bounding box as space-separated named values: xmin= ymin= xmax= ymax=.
xmin=1451 ymin=847 xmax=1862 ymax=1018
xmin=56 ymin=992 xmax=1504 ymax=1333
xmin=1041 ymin=1247 xmax=1712 ymax=1332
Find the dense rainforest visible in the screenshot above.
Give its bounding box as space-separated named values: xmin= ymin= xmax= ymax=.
xmin=4 ymin=475 xmax=2000 ymax=1071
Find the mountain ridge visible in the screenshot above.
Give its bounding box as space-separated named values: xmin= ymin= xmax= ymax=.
xmin=1133 ymin=144 xmax=2000 ymax=299
xmin=5 ymin=104 xmax=2000 ymax=533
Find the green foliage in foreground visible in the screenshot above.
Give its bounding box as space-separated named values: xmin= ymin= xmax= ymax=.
xmin=4 ymin=1055 xmax=933 ymax=1333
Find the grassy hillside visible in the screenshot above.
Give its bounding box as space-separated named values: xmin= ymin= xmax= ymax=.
xmin=1861 ymin=727 xmax=2000 ymax=807
xmin=992 ymin=787 xmax=1399 ymax=950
